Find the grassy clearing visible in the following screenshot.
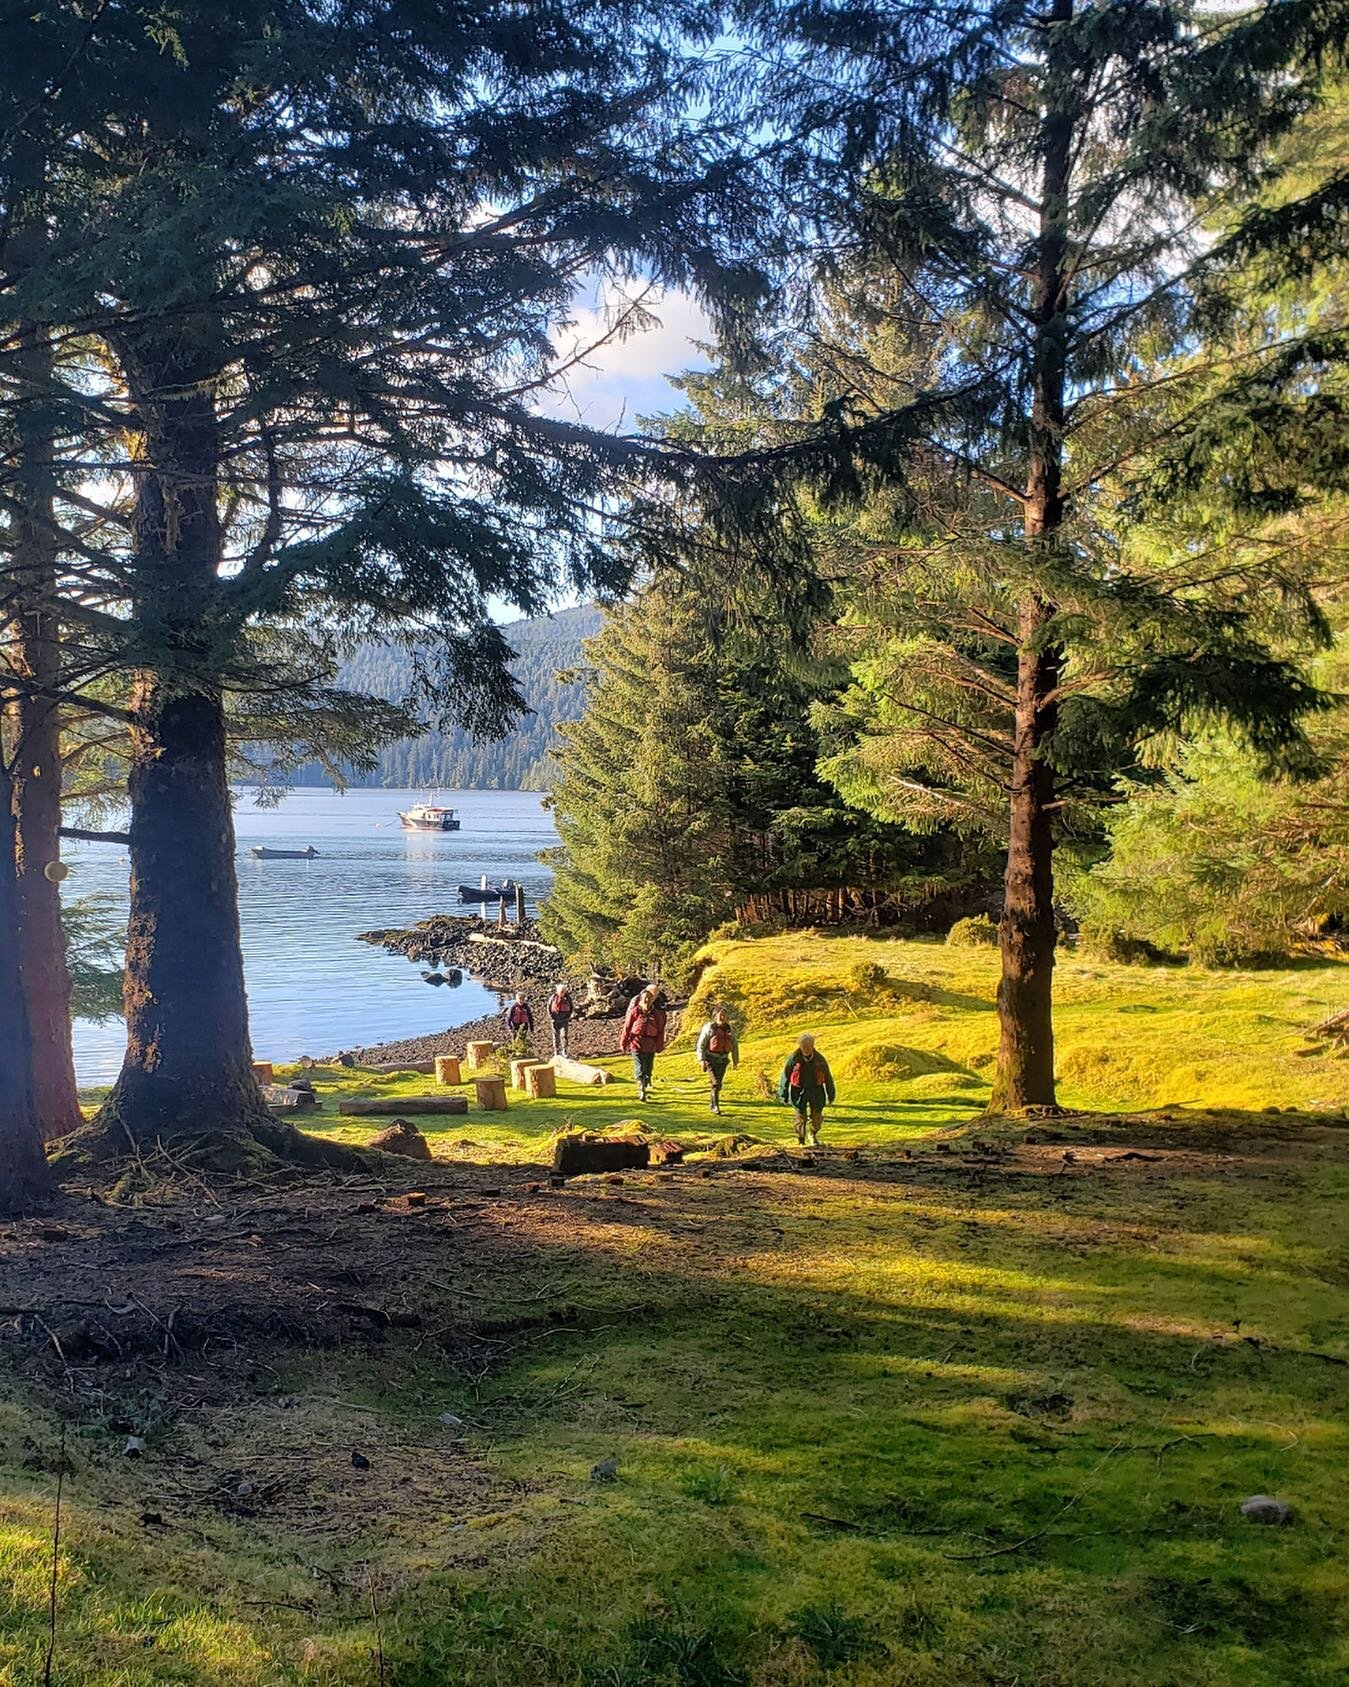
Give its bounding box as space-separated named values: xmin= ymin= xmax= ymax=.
xmin=12 ymin=934 xmax=1349 ymax=1684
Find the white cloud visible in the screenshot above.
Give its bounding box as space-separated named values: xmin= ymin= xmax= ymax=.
xmin=534 ymin=285 xmax=712 ymax=432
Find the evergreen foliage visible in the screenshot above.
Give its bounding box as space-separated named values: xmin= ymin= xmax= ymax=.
xmin=542 ymin=582 xmax=983 ymax=982
xmin=680 ymin=0 xmax=1349 ymax=1108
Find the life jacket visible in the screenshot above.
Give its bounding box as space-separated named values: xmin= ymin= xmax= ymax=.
xmin=550 ymin=990 xmax=573 ymax=1016
xmin=707 ymin=1024 xmax=734 ymax=1056
xmin=508 ymin=1002 xmax=531 ymax=1028
xmin=790 ymin=1055 xmax=827 ymax=1091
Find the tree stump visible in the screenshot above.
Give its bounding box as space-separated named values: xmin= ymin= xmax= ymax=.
xmin=475 ymin=1076 xmax=508 ymax=1111
xmin=251 ymin=1061 xmax=274 ymax=1085
xmin=510 ymin=1056 xmax=542 ymax=1090
xmin=525 ymin=1064 xmax=556 ymax=1099
xmin=434 ymin=1055 xmax=462 ymax=1086
xmin=368 ymin=1120 xmax=432 ymax=1160
xmin=552 ymin=1133 xmax=649 ymax=1176
xmin=466 ymin=1040 xmax=495 ymax=1070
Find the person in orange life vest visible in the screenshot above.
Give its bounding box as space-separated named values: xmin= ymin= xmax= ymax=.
xmin=547 ymin=984 xmax=574 ymax=1056
xmin=620 ymin=987 xmax=667 ymax=1101
xmin=695 ymin=1008 xmax=740 ymax=1115
xmin=778 ymin=1033 xmax=836 ymax=1145
xmin=504 ymin=992 xmax=534 ymax=1049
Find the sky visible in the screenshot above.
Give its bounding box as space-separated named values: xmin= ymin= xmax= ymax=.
xmin=534 ymin=284 xmax=711 ymax=435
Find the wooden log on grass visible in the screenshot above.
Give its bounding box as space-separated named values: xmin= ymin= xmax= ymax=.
xmin=434 ymin=1055 xmax=462 ymax=1086
xmin=509 ymin=1056 xmax=542 ymax=1090
xmin=252 ymin=1061 xmax=274 ymax=1085
xmin=525 ymin=1064 xmax=556 ymax=1099
xmin=338 ymin=1094 xmax=469 ymax=1117
xmin=551 ymin=1055 xmax=613 ymax=1087
xmin=466 ymin=1040 xmax=495 ymax=1070
xmin=367 ymin=1058 xmax=436 ymax=1075
xmin=475 ymin=1076 xmax=508 ymax=1111
xmin=552 ymin=1132 xmax=649 ymax=1177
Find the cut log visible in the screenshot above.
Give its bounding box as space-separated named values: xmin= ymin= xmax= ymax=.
xmin=263 ymin=1086 xmax=307 ymax=1111
xmin=368 ymin=1120 xmax=432 ymax=1160
xmin=509 ymin=1056 xmax=542 ymax=1090
xmin=466 ymin=1040 xmax=495 ymax=1070
xmin=367 ymin=1058 xmax=436 ymax=1075
xmin=434 ymin=1055 xmax=462 ymax=1086
xmin=648 ymin=1138 xmax=684 ymax=1164
xmin=338 ymin=1094 xmax=469 ymax=1117
xmin=466 ymin=931 xmax=561 ymax=956
xmin=251 ymin=1061 xmax=274 ymax=1085
xmin=552 ymin=1055 xmax=613 ymax=1087
xmin=552 ymin=1133 xmax=649 ymax=1177
xmin=525 ymin=1064 xmax=556 ymax=1099
xmin=475 ymin=1076 xmax=508 ymax=1111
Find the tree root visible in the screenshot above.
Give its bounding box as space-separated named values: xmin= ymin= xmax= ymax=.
xmin=51 ymin=1113 xmax=368 ymax=1179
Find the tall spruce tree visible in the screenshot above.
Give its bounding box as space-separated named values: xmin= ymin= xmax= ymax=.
xmin=709 ymin=0 xmax=1349 ymax=1109
xmin=1 ymin=0 xmax=761 ymax=1157
xmin=543 ymin=577 xmax=971 ymax=981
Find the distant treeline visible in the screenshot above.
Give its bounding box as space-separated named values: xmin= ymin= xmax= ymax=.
xmin=288 ymin=605 xmax=600 ymax=791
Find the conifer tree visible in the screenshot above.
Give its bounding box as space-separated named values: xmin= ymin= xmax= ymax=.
xmin=1 ymin=0 xmax=762 ymax=1156
xmin=712 ymin=0 xmax=1349 ymax=1109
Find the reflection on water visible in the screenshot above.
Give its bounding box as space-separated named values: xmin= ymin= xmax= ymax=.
xmin=67 ymin=787 xmax=557 ymax=1084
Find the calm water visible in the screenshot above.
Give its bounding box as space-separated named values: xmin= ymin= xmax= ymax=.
xmin=67 ymin=787 xmax=557 ymax=1084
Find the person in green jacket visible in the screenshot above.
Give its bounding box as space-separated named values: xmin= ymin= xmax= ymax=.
xmin=778 ymin=1033 xmax=836 ymax=1145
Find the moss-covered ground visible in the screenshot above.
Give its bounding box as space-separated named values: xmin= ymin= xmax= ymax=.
xmin=4 ymin=934 xmax=1347 ymax=1684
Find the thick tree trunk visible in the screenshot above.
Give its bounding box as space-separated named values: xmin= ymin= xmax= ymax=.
xmin=87 ymin=342 xmax=359 ymax=1169
xmin=0 ymin=757 xmax=54 ymax=1212
xmin=95 ymin=672 xmax=273 ymax=1147
xmin=990 ymin=0 xmax=1073 ymax=1114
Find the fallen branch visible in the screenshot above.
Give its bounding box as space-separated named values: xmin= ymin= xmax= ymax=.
xmin=43 ymin=1425 xmax=65 ymax=1687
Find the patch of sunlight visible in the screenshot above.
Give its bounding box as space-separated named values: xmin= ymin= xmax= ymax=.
xmin=858 ymin=1354 xmax=1048 ymax=1388
xmin=0 ymin=1508 xmax=78 ymax=1611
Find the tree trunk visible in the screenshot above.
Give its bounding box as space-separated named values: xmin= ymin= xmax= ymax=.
xmin=990 ymin=0 xmax=1073 ymax=1114
xmin=95 ymin=672 xmax=274 ymax=1147
xmin=0 ymin=756 xmax=54 ymax=1212
xmin=87 ymin=341 xmax=359 ymax=1169
xmin=3 ymin=140 xmax=82 ymax=1139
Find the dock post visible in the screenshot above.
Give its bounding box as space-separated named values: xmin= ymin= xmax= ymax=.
xmin=515 ymin=883 xmax=526 ymax=925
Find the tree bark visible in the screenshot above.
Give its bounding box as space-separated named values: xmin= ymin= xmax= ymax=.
xmin=90 ymin=345 xmax=272 ymax=1151
xmin=87 ymin=340 xmax=360 ymax=1169
xmin=3 ymin=139 xmax=82 ymax=1139
xmin=0 ymin=756 xmax=54 ymax=1212
xmin=990 ymin=0 xmax=1073 ymax=1114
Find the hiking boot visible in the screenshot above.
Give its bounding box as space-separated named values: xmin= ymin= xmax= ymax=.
xmin=794 ymin=1121 xmax=806 ymax=1145
xmin=809 ymin=1131 xmax=821 ymax=1147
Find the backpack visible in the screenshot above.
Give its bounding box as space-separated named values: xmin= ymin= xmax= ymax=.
xmin=508 ymin=1002 xmax=530 ymax=1028
xmin=707 ymin=1025 xmax=734 ymax=1057
xmin=550 ymin=990 xmax=573 ymax=1016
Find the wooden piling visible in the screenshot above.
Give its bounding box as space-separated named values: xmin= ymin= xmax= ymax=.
xmin=475 ymin=1076 xmax=508 ymax=1111
xmin=434 ymin=1055 xmax=462 ymax=1086
xmin=466 ymin=1040 xmax=495 ymax=1070
xmin=525 ymin=1064 xmax=556 ymax=1099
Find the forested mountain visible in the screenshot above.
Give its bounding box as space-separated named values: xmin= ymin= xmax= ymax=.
xmin=291 ymin=605 xmax=601 ymax=791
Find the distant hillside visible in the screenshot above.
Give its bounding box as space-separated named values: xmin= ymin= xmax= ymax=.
xmin=294 ymin=604 xmax=601 ymax=792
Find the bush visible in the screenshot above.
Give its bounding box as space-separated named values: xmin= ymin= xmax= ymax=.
xmin=847 ymin=960 xmax=890 ymax=993
xmin=947 ymin=914 xmax=998 ymax=948
xmin=1077 ymin=925 xmax=1179 ymax=967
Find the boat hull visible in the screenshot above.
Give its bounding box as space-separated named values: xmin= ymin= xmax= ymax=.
xmin=399 ymin=815 xmax=461 ymax=831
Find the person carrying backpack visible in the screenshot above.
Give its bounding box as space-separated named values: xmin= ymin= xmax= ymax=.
xmin=620 ymin=987 xmax=667 ymax=1102
xmin=548 ymin=984 xmax=575 ymax=1057
xmin=778 ymin=1033 xmax=836 ymax=1146
xmin=695 ymin=1008 xmax=739 ymax=1115
xmin=504 ymin=992 xmax=534 ymax=1050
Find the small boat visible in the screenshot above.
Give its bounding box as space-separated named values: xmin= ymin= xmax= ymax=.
xmin=250 ymin=845 xmax=319 ymax=860
xmin=457 ymin=880 xmax=519 ymax=902
xmin=399 ymin=797 xmax=460 ymax=832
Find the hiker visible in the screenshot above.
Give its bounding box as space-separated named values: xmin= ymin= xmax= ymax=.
xmin=548 ymin=983 xmax=575 ymax=1056
xmin=778 ymin=1033 xmax=836 ymax=1146
xmin=620 ymin=986 xmax=667 ymax=1102
xmin=696 ymin=1008 xmax=739 ymax=1115
xmin=504 ymin=992 xmax=534 ymax=1048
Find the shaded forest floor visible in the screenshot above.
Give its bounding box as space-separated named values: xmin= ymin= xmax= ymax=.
xmin=6 ymin=935 xmax=1348 ymax=1684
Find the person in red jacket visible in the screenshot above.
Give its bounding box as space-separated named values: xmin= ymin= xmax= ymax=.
xmin=620 ymin=987 xmax=667 ymax=1101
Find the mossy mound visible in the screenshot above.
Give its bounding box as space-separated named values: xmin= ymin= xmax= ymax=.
xmin=839 ymin=1041 xmax=954 ymax=1083
xmin=947 ymin=915 xmax=999 ymax=948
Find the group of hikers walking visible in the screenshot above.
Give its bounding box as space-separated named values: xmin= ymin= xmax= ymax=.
xmin=506 ymin=983 xmax=837 ymax=1141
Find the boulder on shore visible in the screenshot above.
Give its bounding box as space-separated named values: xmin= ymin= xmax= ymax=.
xmin=368 ymin=1120 xmax=433 ymax=1161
